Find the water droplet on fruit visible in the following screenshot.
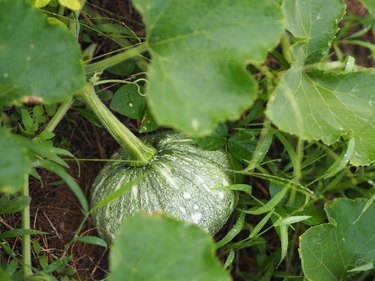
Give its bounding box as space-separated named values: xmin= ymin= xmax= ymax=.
xmin=179 ymin=207 xmax=187 ymax=214
xmin=128 ymin=102 xmax=133 ymax=107
xmin=191 ymin=212 xmax=202 ymax=223
xmin=3 ymin=73 xmax=8 ymax=78
xmin=183 ymin=192 xmax=191 ymax=199
xmin=218 ymin=191 xmax=225 ymax=199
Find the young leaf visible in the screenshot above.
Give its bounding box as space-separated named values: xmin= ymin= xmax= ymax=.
xmin=139 ymin=108 xmax=158 ymax=133
xmin=195 ymin=123 xmax=228 ymax=150
xmin=0 ymin=195 xmax=30 ymax=215
xmin=58 ymin=0 xmax=81 ymax=11
xmin=324 ymin=137 xmax=355 ymax=179
xmin=132 ymin=0 xmax=284 ymax=136
xmin=246 ymin=186 xmax=288 ymax=215
xmin=0 ymin=268 xmax=12 ymax=281
xmin=21 ymin=138 xmax=69 ymax=168
xmin=110 ymin=84 xmax=146 ymax=120
xmin=0 ymin=229 xmax=47 ymax=239
xmin=216 ymin=212 xmax=246 ymax=248
xmin=44 ymin=256 xmax=71 ymax=274
xmin=273 ymin=215 xmax=311 ymax=227
xmin=0 ymin=0 xmax=84 ymax=107
xmin=267 ymin=68 xmax=375 ymax=165
xmin=109 ymin=213 xmax=231 ymax=281
xmin=91 ymin=176 xmax=144 ymax=211
xmin=107 ymin=59 xmax=137 ymax=76
xmin=37 ymin=160 xmax=88 ymax=213
xmin=228 ymin=130 xmax=258 ymax=161
xmin=300 ymin=199 xmax=375 ymax=281
xmin=249 ymin=210 xmax=274 ymax=239
xmin=75 ymin=236 xmax=108 ymax=248
xmin=34 ymin=0 xmax=51 ymax=8
xmin=0 ymin=128 xmax=30 ymax=193
xmin=278 ymin=224 xmax=288 ymax=265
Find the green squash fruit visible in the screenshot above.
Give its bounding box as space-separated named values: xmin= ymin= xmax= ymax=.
xmin=91 ymin=131 xmax=235 ymax=243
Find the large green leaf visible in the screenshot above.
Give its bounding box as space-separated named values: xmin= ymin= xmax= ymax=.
xmin=282 ymin=0 xmax=345 ymax=64
xmin=359 ymin=0 xmax=375 ymax=18
xmin=300 ymin=199 xmax=375 ymax=281
xmin=266 ymin=66 xmax=375 ymax=165
xmin=0 ymin=128 xmax=30 ymax=193
xmin=132 ymin=0 xmax=284 ymax=136
xmin=109 ymin=213 xmax=231 ymax=281
xmin=0 ymin=0 xmax=84 ymax=106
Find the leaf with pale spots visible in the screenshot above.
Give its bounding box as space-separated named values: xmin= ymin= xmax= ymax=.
xmin=109 ymin=213 xmax=231 ymax=281
xmin=132 ymin=0 xmax=284 ymax=136
xmin=266 ymin=67 xmax=375 ymax=165
xmin=0 ymin=0 xmax=84 ymax=107
xmin=300 ymin=199 xmax=375 ymax=281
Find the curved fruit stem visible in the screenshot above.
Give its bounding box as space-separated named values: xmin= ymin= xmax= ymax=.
xmin=80 ymin=83 xmax=157 ymax=166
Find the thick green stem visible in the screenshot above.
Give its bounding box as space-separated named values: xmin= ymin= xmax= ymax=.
xmin=22 ymin=175 xmax=32 ymax=276
xmin=80 ymin=83 xmax=157 ymax=166
xmin=41 ymin=97 xmax=74 ymax=134
xmin=85 ymin=44 xmax=148 ymax=74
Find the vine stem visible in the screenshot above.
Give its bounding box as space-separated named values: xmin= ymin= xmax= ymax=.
xmin=80 ymin=83 xmax=157 ymax=166
xmin=41 ymin=97 xmax=74 ymax=134
xmin=22 ymin=174 xmax=32 ymax=275
xmin=85 ymin=44 xmax=148 ymax=74
xmin=281 ymin=33 xmax=292 ymax=63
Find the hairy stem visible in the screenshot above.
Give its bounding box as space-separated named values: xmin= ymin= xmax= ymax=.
xmin=80 ymin=83 xmax=157 ymax=166
xmin=85 ymin=44 xmax=148 ymax=74
xmin=41 ymin=97 xmax=74 ymax=134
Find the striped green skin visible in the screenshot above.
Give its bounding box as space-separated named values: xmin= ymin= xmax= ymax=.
xmin=91 ymin=131 xmax=235 ymax=243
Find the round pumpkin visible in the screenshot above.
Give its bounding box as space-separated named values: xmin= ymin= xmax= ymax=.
xmin=91 ymin=131 xmax=235 ymax=243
